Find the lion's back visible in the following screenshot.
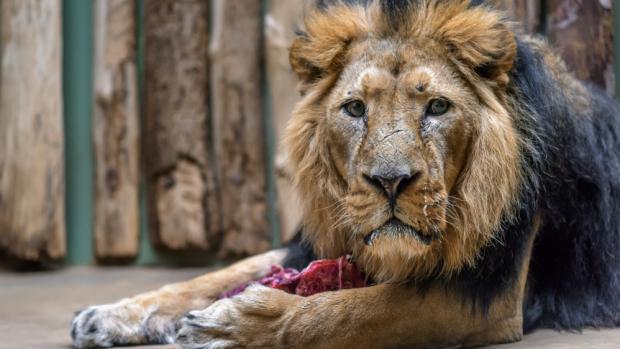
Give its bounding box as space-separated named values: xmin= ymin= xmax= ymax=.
xmin=517 ymin=36 xmax=620 ymax=332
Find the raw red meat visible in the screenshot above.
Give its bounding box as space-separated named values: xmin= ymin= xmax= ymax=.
xmin=219 ymin=256 xmax=366 ymax=298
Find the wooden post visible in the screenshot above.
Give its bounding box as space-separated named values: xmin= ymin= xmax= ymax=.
xmin=92 ymin=0 xmax=140 ymax=260
xmin=493 ymin=0 xmax=541 ymax=34
xmin=547 ymin=0 xmax=614 ymax=95
xmin=211 ymin=0 xmax=271 ymax=256
xmin=265 ymin=0 xmax=304 ymax=243
xmin=0 ymin=0 xmax=65 ymax=261
xmin=144 ymin=0 xmax=218 ymax=250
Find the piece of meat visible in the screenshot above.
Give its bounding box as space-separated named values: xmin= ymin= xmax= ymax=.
xmin=219 ymin=256 xmax=366 ymax=298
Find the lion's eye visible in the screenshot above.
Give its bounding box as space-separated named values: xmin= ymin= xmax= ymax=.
xmin=343 ymin=100 xmax=366 ymax=118
xmin=426 ymin=98 xmax=450 ymax=116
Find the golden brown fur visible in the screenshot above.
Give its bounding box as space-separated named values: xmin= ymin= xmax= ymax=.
xmin=287 ymin=0 xmax=524 ymax=282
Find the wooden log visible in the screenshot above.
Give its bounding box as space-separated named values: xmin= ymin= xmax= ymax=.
xmin=92 ymin=0 xmax=140 ymax=260
xmin=493 ymin=0 xmax=541 ymax=34
xmin=211 ymin=0 xmax=271 ymax=256
xmin=265 ymin=0 xmax=304 ymax=243
xmin=0 ymin=0 xmax=65 ymax=261
xmin=144 ymin=0 xmax=218 ymax=250
xmin=547 ymin=0 xmax=614 ymax=95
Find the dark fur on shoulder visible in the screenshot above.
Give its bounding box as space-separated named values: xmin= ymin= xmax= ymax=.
xmin=447 ymin=37 xmax=620 ymax=331
xmin=518 ymin=54 xmax=620 ymax=331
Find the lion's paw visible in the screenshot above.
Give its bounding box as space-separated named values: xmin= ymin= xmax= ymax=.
xmin=71 ymin=301 xmax=177 ymax=348
xmin=176 ymin=297 xmax=243 ymax=349
xmin=176 ymin=285 xmax=297 ymax=349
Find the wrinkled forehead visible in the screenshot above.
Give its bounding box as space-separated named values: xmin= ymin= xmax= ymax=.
xmin=338 ymin=39 xmax=462 ymax=97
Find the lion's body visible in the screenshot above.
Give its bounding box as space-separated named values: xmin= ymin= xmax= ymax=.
xmin=512 ymin=39 xmax=620 ymax=331
xmin=71 ymin=2 xmax=620 ymax=348
xmin=284 ymin=1 xmax=620 ymax=334
xmin=285 ymin=33 xmax=620 ymax=333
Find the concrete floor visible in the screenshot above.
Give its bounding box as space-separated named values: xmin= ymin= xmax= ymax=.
xmin=1 ymin=267 xmax=619 ymax=349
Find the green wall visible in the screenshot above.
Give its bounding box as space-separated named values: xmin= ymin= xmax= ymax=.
xmin=63 ymin=0 xmax=94 ymax=264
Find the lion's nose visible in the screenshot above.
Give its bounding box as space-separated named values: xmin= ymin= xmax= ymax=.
xmin=364 ymin=166 xmax=420 ymax=201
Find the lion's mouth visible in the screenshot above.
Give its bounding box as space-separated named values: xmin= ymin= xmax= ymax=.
xmin=363 ymin=218 xmax=436 ymax=246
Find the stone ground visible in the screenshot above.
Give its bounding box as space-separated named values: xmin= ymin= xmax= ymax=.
xmin=1 ymin=267 xmax=619 ymax=349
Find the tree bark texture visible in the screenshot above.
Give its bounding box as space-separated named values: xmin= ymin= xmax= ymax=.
xmin=0 ymin=0 xmax=65 ymax=261
xmin=144 ymin=0 xmax=219 ymax=250
xmin=211 ymin=0 xmax=271 ymax=257
xmin=547 ymin=0 xmax=614 ymax=95
xmin=493 ymin=0 xmax=542 ymax=34
xmin=92 ymin=0 xmax=140 ymax=260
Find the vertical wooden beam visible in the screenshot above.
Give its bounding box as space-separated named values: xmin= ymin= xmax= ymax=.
xmin=144 ymin=0 xmax=218 ymax=250
xmin=211 ymin=0 xmax=271 ymax=256
xmin=93 ymin=0 xmax=140 ymax=260
xmin=0 ymin=0 xmax=65 ymax=260
xmin=265 ymin=0 xmax=304 ymax=243
xmin=493 ymin=0 xmax=542 ymax=34
xmin=547 ymin=0 xmax=614 ymax=95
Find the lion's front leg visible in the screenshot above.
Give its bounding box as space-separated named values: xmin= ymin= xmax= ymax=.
xmin=176 ymin=283 xmax=524 ymax=349
xmin=71 ymin=249 xmax=287 ymax=348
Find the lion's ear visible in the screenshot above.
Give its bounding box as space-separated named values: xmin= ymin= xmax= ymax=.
xmin=438 ymin=10 xmax=517 ymax=86
xmin=289 ymin=6 xmax=368 ymax=91
xmin=289 ymin=34 xmax=326 ymax=85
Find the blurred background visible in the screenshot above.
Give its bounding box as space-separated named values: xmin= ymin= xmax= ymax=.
xmin=0 ymin=0 xmax=617 ymax=269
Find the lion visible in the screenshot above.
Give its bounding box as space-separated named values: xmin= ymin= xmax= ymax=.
xmin=71 ymin=1 xmax=620 ymax=348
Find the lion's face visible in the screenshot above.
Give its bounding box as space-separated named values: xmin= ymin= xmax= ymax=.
xmin=325 ymin=38 xmax=474 ymax=275
xmin=286 ymin=1 xmax=522 ymax=282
